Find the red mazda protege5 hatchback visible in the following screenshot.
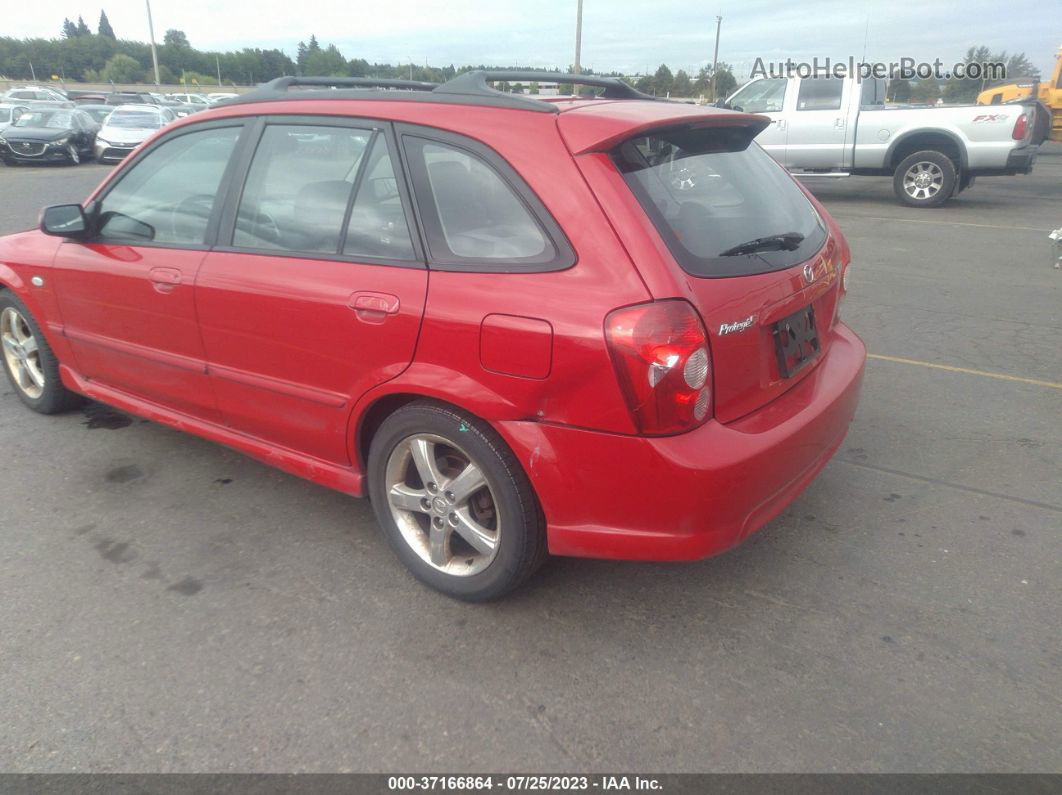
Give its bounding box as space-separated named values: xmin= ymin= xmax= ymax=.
xmin=0 ymin=73 xmax=865 ymax=599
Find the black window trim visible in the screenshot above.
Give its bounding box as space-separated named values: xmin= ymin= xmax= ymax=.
xmin=395 ymin=122 xmax=576 ymax=274
xmin=85 ymin=117 xmax=251 ymax=252
xmin=212 ymin=114 xmax=427 ymax=270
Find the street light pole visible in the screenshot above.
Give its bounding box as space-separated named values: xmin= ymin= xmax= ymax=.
xmin=574 ymin=0 xmax=583 ymax=76
xmin=710 ymin=15 xmax=722 ymax=101
xmin=145 ymin=0 xmax=160 ymax=86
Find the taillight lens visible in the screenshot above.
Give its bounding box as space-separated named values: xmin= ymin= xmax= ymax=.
xmin=605 ymin=300 xmax=712 ymax=435
xmin=1012 ymin=113 xmax=1028 ymax=140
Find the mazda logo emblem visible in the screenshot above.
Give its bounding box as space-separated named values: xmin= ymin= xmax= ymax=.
xmin=802 ymin=264 xmax=815 ymax=284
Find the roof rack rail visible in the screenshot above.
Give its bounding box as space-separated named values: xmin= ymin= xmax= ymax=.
xmin=216 ymin=71 xmax=660 ymax=112
xmin=434 ymin=70 xmax=657 ymax=101
xmin=261 ymin=76 xmax=440 ymax=92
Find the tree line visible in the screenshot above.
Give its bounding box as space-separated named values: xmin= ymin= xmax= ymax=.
xmin=1 ymin=20 xmax=736 ymax=98
xmin=886 ymin=47 xmax=1038 ymax=104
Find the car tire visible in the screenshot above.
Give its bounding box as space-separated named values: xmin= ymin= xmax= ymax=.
xmin=893 ymin=150 xmax=957 ymax=208
xmin=67 ymin=144 xmax=81 ymax=165
xmin=0 ymin=291 xmax=85 ymax=414
xmin=367 ymin=400 xmax=547 ymax=601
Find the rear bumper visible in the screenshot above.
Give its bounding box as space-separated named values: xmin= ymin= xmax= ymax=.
xmin=970 ymin=145 xmax=1038 ymax=176
xmin=495 ymin=323 xmax=866 ymax=561
xmin=1005 ymin=145 xmax=1037 ymax=174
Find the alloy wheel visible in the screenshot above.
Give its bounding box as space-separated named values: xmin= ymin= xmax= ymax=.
xmin=1 ymin=307 xmax=45 ymax=399
xmin=902 ymin=161 xmax=943 ymax=201
xmin=384 ymin=433 xmax=500 ymax=576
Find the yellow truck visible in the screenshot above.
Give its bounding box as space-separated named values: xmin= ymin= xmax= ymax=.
xmin=977 ymin=46 xmax=1062 ymax=144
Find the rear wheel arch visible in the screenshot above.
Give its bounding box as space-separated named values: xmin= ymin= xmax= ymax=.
xmin=887 ymin=131 xmax=966 ymax=173
xmin=356 ymin=392 xmax=426 ymax=473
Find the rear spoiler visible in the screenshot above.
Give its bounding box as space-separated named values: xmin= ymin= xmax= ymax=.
xmin=558 ymin=105 xmax=770 ymax=155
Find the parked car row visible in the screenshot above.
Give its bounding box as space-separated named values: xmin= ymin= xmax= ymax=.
xmin=2 ymin=86 xmax=238 ymax=121
xmin=0 ymin=101 xmax=179 ymax=166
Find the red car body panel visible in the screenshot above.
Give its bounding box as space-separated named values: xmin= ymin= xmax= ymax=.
xmin=0 ymin=95 xmax=866 ymax=563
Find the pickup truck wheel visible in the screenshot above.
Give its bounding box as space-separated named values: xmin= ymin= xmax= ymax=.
xmin=894 ymin=151 xmax=956 ymax=208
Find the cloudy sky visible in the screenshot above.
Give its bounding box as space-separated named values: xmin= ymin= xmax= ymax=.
xmin=20 ymin=0 xmax=1061 ymax=78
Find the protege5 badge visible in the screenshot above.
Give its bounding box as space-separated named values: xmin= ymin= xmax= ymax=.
xmin=719 ymin=316 xmax=755 ymax=335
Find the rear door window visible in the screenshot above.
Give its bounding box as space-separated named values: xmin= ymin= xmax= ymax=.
xmin=231 ymin=123 xmax=419 ymax=262
xmin=614 ymin=126 xmax=826 ymax=278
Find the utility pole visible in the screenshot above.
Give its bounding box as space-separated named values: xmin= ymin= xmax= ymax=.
xmin=574 ymin=0 xmax=583 ymax=76
xmin=710 ymin=15 xmax=722 ymax=101
xmin=216 ymin=55 xmax=222 ymax=87
xmin=145 ymin=0 xmax=160 ymax=86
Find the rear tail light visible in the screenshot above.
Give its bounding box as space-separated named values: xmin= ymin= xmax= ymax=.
xmin=833 ymin=261 xmax=850 ymax=326
xmin=605 ymin=300 xmax=712 ymax=435
xmin=1012 ymin=113 xmax=1028 ymax=141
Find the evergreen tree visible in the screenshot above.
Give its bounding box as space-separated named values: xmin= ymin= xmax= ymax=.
xmin=672 ymin=69 xmax=692 ymax=97
xmin=76 ymin=16 xmax=91 ymax=36
xmin=62 ymin=18 xmax=79 ymax=38
xmin=652 ymin=64 xmax=673 ymax=96
xmin=98 ymin=10 xmax=116 ymax=39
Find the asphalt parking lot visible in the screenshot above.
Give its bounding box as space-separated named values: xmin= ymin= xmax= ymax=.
xmin=1 ymin=148 xmax=1060 ymax=773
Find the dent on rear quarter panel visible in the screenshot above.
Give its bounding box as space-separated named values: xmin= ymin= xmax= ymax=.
xmin=374 ymin=103 xmax=650 ymax=435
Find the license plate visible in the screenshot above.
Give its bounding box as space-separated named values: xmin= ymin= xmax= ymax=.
xmin=773 ymin=305 xmax=820 ymax=378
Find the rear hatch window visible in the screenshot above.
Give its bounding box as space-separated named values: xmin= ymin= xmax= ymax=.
xmin=611 ymin=124 xmax=841 ymax=423
xmin=613 ymin=126 xmax=826 ymax=278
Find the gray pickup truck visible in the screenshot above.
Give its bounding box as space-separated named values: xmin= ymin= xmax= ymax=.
xmin=725 ymin=75 xmax=1040 ymax=207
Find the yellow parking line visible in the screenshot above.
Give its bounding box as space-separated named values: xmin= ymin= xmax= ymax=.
xmin=833 ymin=215 xmax=1051 ymax=233
xmin=867 ymin=353 xmax=1062 ymax=390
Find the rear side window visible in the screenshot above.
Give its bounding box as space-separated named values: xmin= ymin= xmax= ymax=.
xmin=401 ymin=133 xmax=573 ymax=272
xmin=408 ymin=138 xmax=550 ymax=261
xmin=614 ymin=127 xmax=826 ymax=278
xmin=797 ymin=77 xmax=843 ymax=111
xmin=96 ymin=126 xmax=241 ymax=245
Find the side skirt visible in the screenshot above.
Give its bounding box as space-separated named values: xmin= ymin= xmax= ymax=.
xmin=59 ymin=364 xmax=365 ymax=498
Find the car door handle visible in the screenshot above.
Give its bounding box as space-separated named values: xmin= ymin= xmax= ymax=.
xmin=349 ymin=291 xmax=400 ymax=323
xmin=834 ymin=118 xmax=845 ymax=128
xmin=149 ymin=267 xmax=182 ymax=293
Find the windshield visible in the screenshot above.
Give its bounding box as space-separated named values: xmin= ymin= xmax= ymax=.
xmin=14 ymin=110 xmax=73 ymax=129
xmin=727 ymin=79 xmax=788 ymax=113
xmin=107 ymin=111 xmax=162 ymax=129
xmin=0 ymin=109 xmax=10 ymax=122
xmin=614 ymin=126 xmax=826 ymax=278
